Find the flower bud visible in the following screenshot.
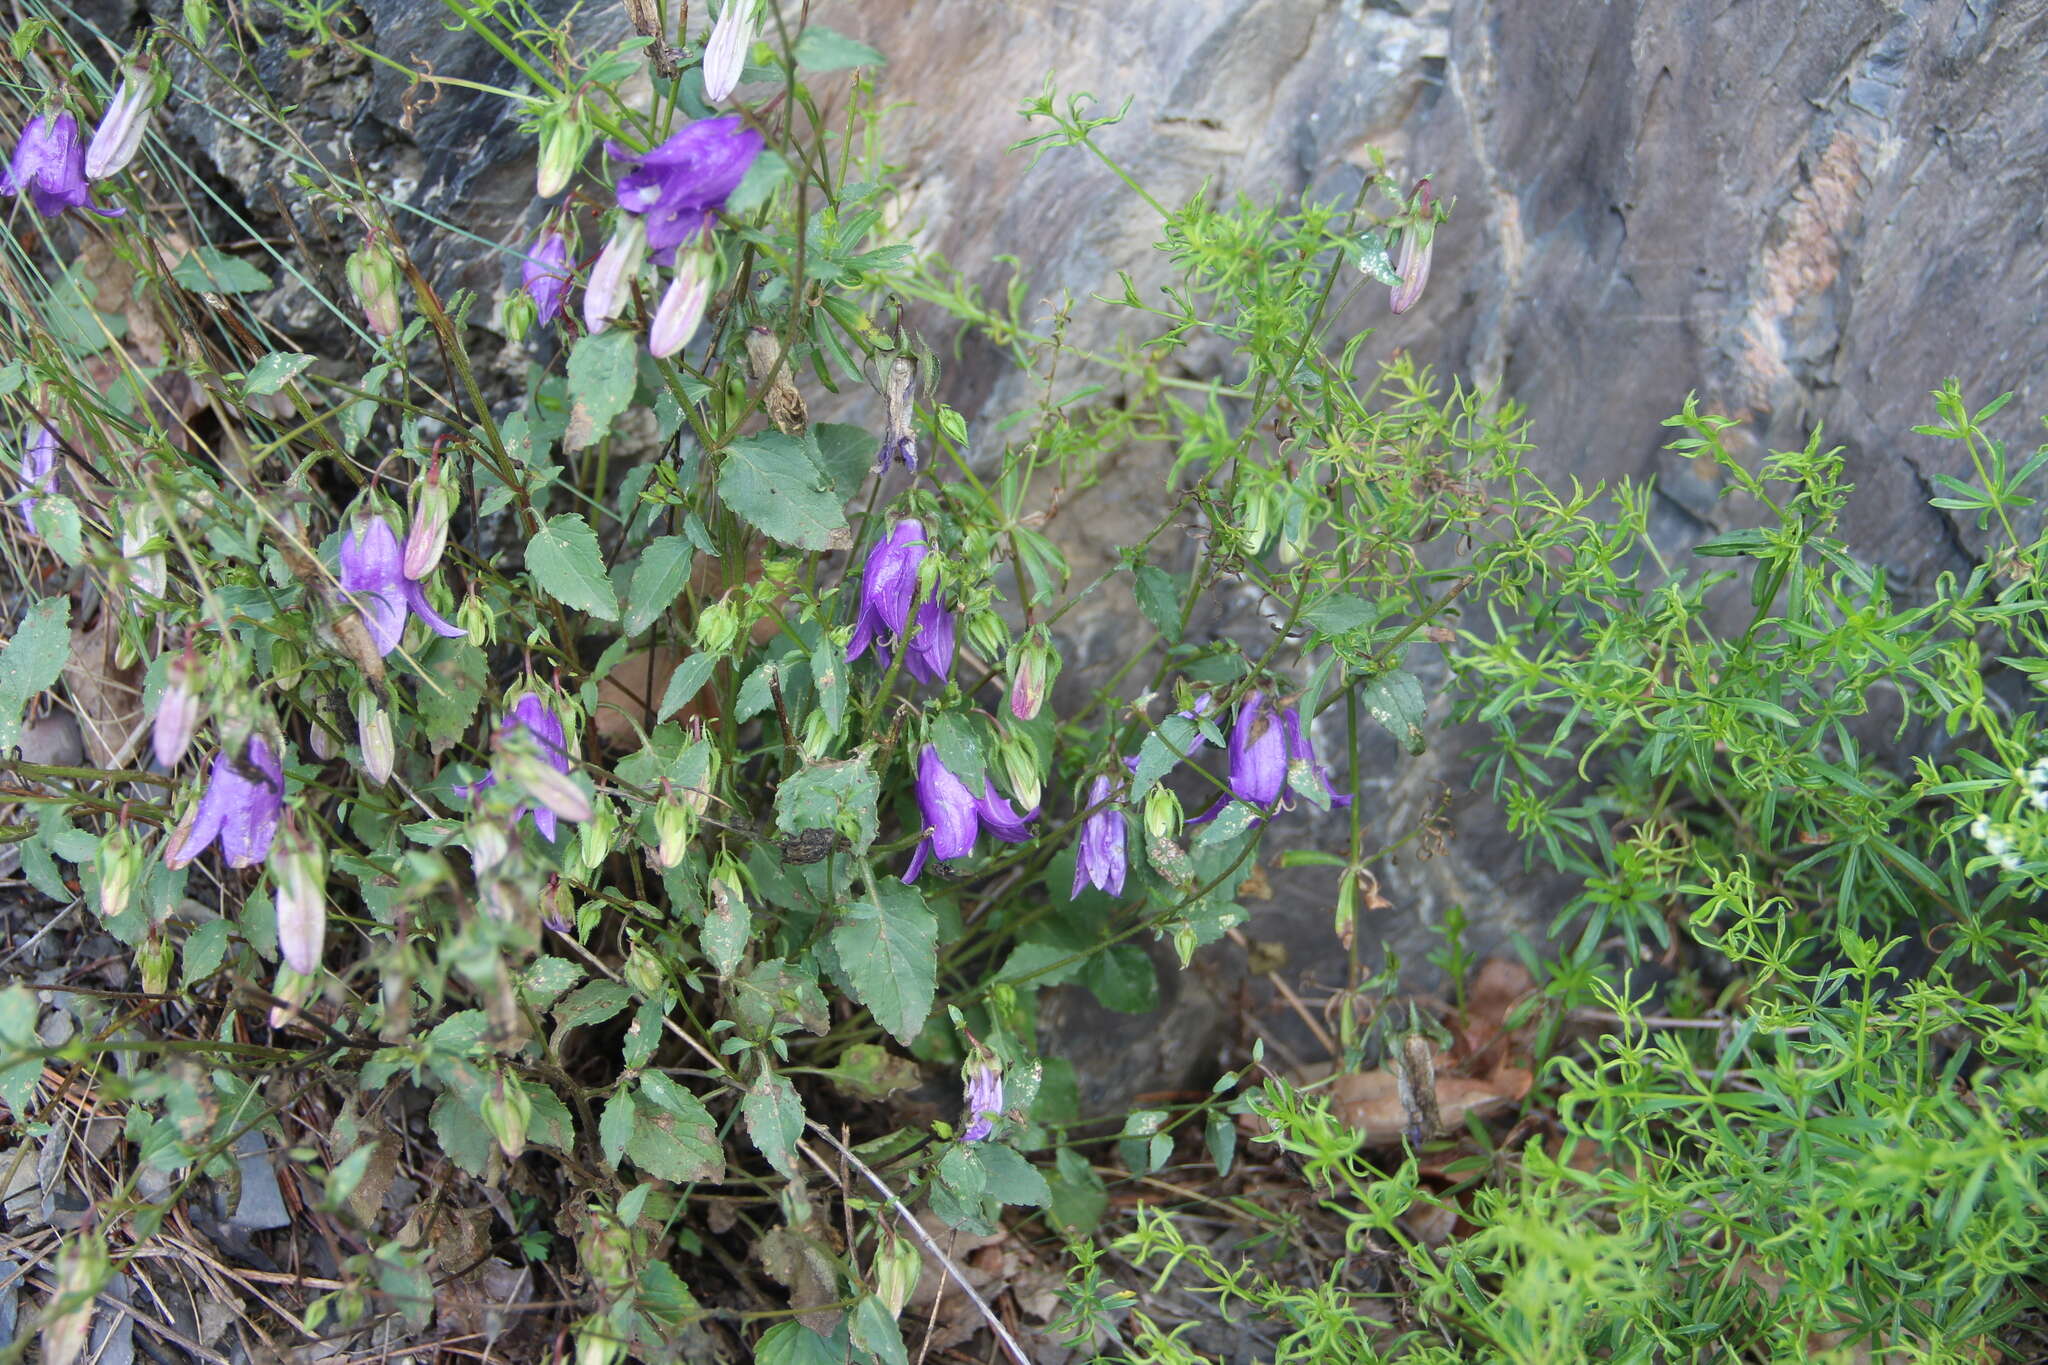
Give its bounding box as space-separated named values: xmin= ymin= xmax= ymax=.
xmin=583 ymin=216 xmax=647 ymax=334
xmin=97 ymin=824 xmax=142 ymax=921
xmin=647 ymin=250 xmax=711 ymax=358
xmin=873 ymin=1232 xmax=920 ymax=1318
xmin=652 ymin=788 xmax=694 ymax=869
xmin=534 ymin=101 xmax=595 ymax=199
xmin=622 ymin=940 xmax=667 ymax=997
xmin=694 ymin=597 xmax=740 ymax=655
xmin=273 ymin=823 xmax=327 ymax=976
xmin=481 ymin=1071 xmax=532 ymax=1160
xmin=994 ymin=733 xmax=1043 ymax=813
xmin=1143 ymin=785 xmax=1183 ymax=842
xmin=964 ymin=608 xmax=1008 ymax=665
xmin=85 ymin=61 xmax=163 ymax=181
xmin=540 ymin=874 xmax=571 ymax=933
xmin=457 ymin=591 xmax=493 ymax=645
xmin=502 ymin=289 xmax=538 ymax=344
xmin=269 ymin=962 xmax=315 ymax=1028
xmin=138 ymin=921 xmax=173 ymax=996
xmin=308 ymin=703 xmax=339 ymax=761
xmin=799 ymin=707 xmax=836 ymax=757
xmin=1389 ymin=178 xmax=1435 ymax=315
xmin=1232 ymin=482 xmax=1276 ymax=555
xmin=402 ymin=457 xmax=453 ymax=579
xmin=345 ymin=236 xmax=404 ymax=337
xmin=504 ymin=750 xmax=594 ymax=825
xmin=1008 ymin=632 xmax=1058 ymax=721
xmin=469 ymin=816 xmax=511 ymax=873
xmin=575 ymin=795 xmax=617 ymax=877
xmin=153 ymin=647 xmax=202 ymax=768
xmin=121 ymin=501 xmax=167 ymax=597
xmin=355 ymin=692 xmax=394 ymax=784
xmin=703 ymin=0 xmax=761 ymax=104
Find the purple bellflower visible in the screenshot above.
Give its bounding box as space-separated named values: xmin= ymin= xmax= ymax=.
xmin=457 ymin=694 xmax=574 ymax=841
xmin=3 ymin=112 xmax=124 ymax=219
xmin=18 ymin=423 xmax=57 ymax=532
xmin=1389 ymin=178 xmax=1435 ymax=315
xmin=847 ymin=518 xmax=926 ymax=660
xmin=165 ymin=734 xmax=285 ymax=869
xmin=961 ymin=1058 xmax=1003 ymax=1143
xmin=902 ymin=599 xmax=956 ymax=687
xmin=609 ymin=116 xmax=762 ymax=264
xmin=903 ymin=744 xmax=1040 ymax=883
xmin=1072 ymin=774 xmax=1128 ymax=899
xmin=1282 ymin=704 xmax=1352 ymax=809
xmin=337 ymin=514 xmax=466 ymax=656
xmin=522 ymin=231 xmax=572 ymax=327
xmin=1228 ymin=691 xmax=1287 ymax=807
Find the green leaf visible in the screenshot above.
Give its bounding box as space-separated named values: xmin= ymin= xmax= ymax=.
xmin=1047 ymin=1146 xmax=1108 ymax=1234
xmin=719 ymin=432 xmax=848 ymax=550
xmin=792 ymin=24 xmax=886 ymax=71
xmin=624 ymin=536 xmax=694 ymax=635
xmin=1359 ymin=669 xmax=1428 ymax=755
xmin=429 ymin=1093 xmax=492 ymax=1176
xmin=170 ymin=247 xmax=271 ymax=294
xmin=552 ymin=981 xmax=633 ymax=1036
xmin=724 ymin=149 xmax=790 ymax=219
xmin=628 ymin=1076 xmax=724 ymax=1182
xmin=811 ymin=632 xmax=847 ymax=732
xmin=416 ymin=639 xmax=486 ymax=750
xmin=1355 ymin=229 xmax=1402 ymax=286
xmin=0 ymin=984 xmax=44 ymax=1117
xmin=754 ymin=1322 xmax=839 ymax=1365
xmin=808 ymin=423 xmax=875 ymax=498
xmin=1302 ymin=593 xmax=1378 ymax=636
xmin=831 ymin=881 xmax=937 ymax=1045
xmin=975 ymin=1143 xmax=1052 ymax=1208
xmin=0 ymin=597 xmax=71 ymax=752
xmin=563 ymin=329 xmax=639 ymax=451
xmin=518 ymin=956 xmax=584 ymax=1009
xmin=817 ymin=1043 xmax=922 ymax=1101
xmin=1133 ymin=563 xmax=1183 ymax=643
xmin=742 ymin=1068 xmax=805 ymax=1179
xmin=1080 ymin=943 xmax=1159 ymax=1013
xmin=1206 ymin=1111 xmax=1237 ymax=1176
xmin=701 ymin=876 xmax=749 ymax=977
xmin=181 ymin=920 xmax=231 ymax=986
xmin=1693 ymin=528 xmax=1773 ymax=558
xmin=928 ymin=711 xmax=986 ymax=793
xmin=776 ymin=756 xmax=880 ymax=855
xmin=243 ymin=352 xmax=316 ymax=395
xmin=33 ymin=496 xmax=83 ymax=564
xmin=937 ymin=1142 xmax=985 ymax=1203
xmin=600 ymin=1089 xmax=635 ymax=1168
xmin=848 ymin=1296 xmax=909 ymax=1365
xmin=657 ymin=653 xmax=719 ymax=721
xmin=526 ymin=514 xmax=619 ymax=620
xmin=1130 ymin=714 xmax=1200 ymax=800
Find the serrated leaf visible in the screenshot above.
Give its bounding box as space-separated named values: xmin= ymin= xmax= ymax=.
xmin=1079 ymin=943 xmax=1159 ymax=1013
xmin=33 ymin=496 xmax=83 ymax=564
xmin=975 ymin=1143 xmax=1051 ymax=1208
xmin=657 ymin=652 xmax=719 ymax=721
xmin=742 ymin=1069 xmax=805 ymax=1179
xmin=552 ymin=981 xmax=633 ymax=1035
xmin=416 ymin=639 xmax=486 ymax=751
xmin=624 ymin=536 xmax=693 ymax=635
xmin=429 ymin=1093 xmax=492 ymax=1176
xmin=526 ymin=513 xmax=619 ymax=620
xmin=848 ymin=1296 xmax=908 ymax=1365
xmin=0 ymin=597 xmax=71 ymax=752
xmin=181 ymin=920 xmax=231 ymax=985
xmin=818 ymin=1043 xmax=921 ymax=1101
xmin=937 ymin=1142 xmax=985 ymax=1203
xmin=1129 ymin=713 xmax=1200 ymax=800
xmin=563 ymin=329 xmax=638 ymax=451
xmin=702 ymin=877 xmax=749 ymax=977
xmin=170 ymin=247 xmax=271 ymax=294
xmin=1301 ymin=593 xmax=1378 ymax=636
xmin=775 ymin=756 xmax=879 ymax=855
xmin=809 ymin=423 xmax=876 ymax=497
xmin=720 ymin=432 xmax=848 ymax=550
xmin=1359 ymin=669 xmax=1428 ymax=755
xmin=600 ymin=1089 xmax=635 ymax=1168
xmin=754 ymin=1322 xmax=839 ymax=1365
xmin=1133 ymin=563 xmax=1183 ymax=643
xmin=627 ymin=1076 xmax=724 ymax=1182
xmin=519 ymin=956 xmax=584 ymax=1009
xmin=1355 ymin=229 xmax=1401 ymax=286
xmin=244 ymin=352 xmax=315 ymax=395
xmin=830 ymin=881 xmax=936 ymax=1045
xmin=792 ymin=24 xmax=886 ymax=71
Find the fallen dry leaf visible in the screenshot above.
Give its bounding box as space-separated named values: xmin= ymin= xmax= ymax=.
xmin=1324 ymin=1063 xmax=1533 ymax=1145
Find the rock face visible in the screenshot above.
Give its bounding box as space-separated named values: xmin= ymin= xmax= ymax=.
xmin=153 ymin=0 xmax=2048 ymax=1105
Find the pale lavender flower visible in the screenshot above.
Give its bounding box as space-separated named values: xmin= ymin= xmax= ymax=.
xmin=2 ymin=112 xmax=123 ymax=218
xmin=85 ymin=75 xmax=154 ymax=181
xmin=521 ymin=231 xmax=572 ymax=327
xmin=17 ymin=423 xmax=57 ymax=532
xmin=337 ymin=514 xmax=466 ymax=656
xmin=1389 ymin=179 xmax=1434 ymax=315
xmin=961 ymin=1060 xmax=1003 ymax=1143
xmin=1071 ymin=775 xmax=1128 ymax=899
xmin=456 ymin=694 xmax=574 ymax=841
xmin=648 ymin=250 xmax=712 ymax=358
xmin=583 ymin=216 xmax=647 ymax=333
xmin=703 ymin=0 xmax=761 ymax=104
xmin=165 ymin=734 xmax=285 ymax=869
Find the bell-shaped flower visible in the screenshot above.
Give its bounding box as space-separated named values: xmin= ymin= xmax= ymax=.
xmin=583 ymin=216 xmax=647 ymax=334
xmin=903 ymin=745 xmax=1039 ymax=883
xmin=901 ymin=600 xmax=955 ymax=687
xmin=3 ymin=112 xmax=123 ymax=218
xmin=1282 ymin=704 xmax=1352 ymax=809
xmin=703 ymin=1 xmax=761 ymax=104
xmin=152 ymin=647 xmax=202 ymax=768
xmin=346 ymin=236 xmax=403 ymax=337
xmin=1389 ymin=178 xmax=1435 ymax=315
xmin=165 ymin=733 xmax=285 ymax=869
xmin=609 ymin=116 xmax=762 ymax=263
xmin=521 ymin=231 xmax=572 ymax=327
xmin=273 ymin=823 xmax=326 ymax=975
xmin=337 ymin=513 xmax=466 ymax=656
xmin=1071 ymin=775 xmax=1128 ymax=899
xmin=648 ymin=250 xmax=712 ymax=358
xmin=960 ymin=1057 xmax=1004 ymax=1143
xmin=86 ymin=68 xmax=159 ymax=181
xmin=1227 ymin=691 xmax=1287 ymax=807
xmin=456 ymin=693 xmax=575 ymax=841
xmin=846 ymin=519 xmax=928 ymax=663
xmin=17 ymin=423 xmax=57 ymax=532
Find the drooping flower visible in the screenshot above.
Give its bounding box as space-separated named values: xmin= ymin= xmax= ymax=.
xmin=960 ymin=1057 xmax=1004 ymax=1143
xmin=583 ymin=216 xmax=647 ymax=334
xmin=273 ymin=823 xmax=326 ymax=975
xmin=1282 ymin=703 xmax=1352 ymax=809
xmin=336 ymin=513 xmax=466 ymax=656
xmin=846 ymin=519 xmax=928 ymax=664
xmin=521 ymin=231 xmax=573 ymax=327
xmin=402 ymin=458 xmax=453 ymax=580
xmin=345 ymin=236 xmax=404 ymax=337
xmin=534 ymin=100 xmax=595 ymax=199
xmin=1008 ymin=633 xmax=1057 ymax=722
xmin=17 ymin=423 xmax=57 ymax=532
xmin=165 ymin=733 xmax=285 ymax=869
xmin=456 ymin=693 xmax=576 ymax=841
xmin=85 ymin=69 xmax=158 ymax=181
xmin=902 ymin=599 xmax=955 ymax=687
xmin=1227 ymin=691 xmax=1287 ymax=807
xmin=702 ymin=0 xmax=761 ymax=104
xmin=1389 ymin=178 xmax=1434 ymax=315
xmin=153 ymin=647 xmax=202 ymax=768
xmin=1072 ymin=775 xmax=1128 ymax=899
xmin=609 ymin=116 xmax=763 ymax=263
xmin=648 ymin=249 xmax=712 ymax=358
xmin=2 ymin=112 xmax=124 ymax=218
xmin=902 ymin=745 xmax=1040 ymax=883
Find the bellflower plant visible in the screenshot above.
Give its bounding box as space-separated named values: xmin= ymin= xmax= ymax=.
xmin=1389 ymin=177 xmax=1435 ymax=314
xmin=1227 ymin=690 xmax=1287 ymax=807
xmin=337 ymin=514 xmax=466 ymax=656
xmin=521 ymin=231 xmax=572 ymax=327
xmin=17 ymin=422 xmax=57 ymax=532
xmin=609 ymin=116 xmax=762 ymax=263
xmin=85 ymin=66 xmax=159 ymax=181
xmin=903 ymin=745 xmax=1039 ymax=883
xmin=165 ymin=734 xmax=286 ymax=869
xmin=1282 ymin=704 xmax=1351 ymax=809
xmin=457 ymin=694 xmax=575 ymax=841
xmin=1072 ymin=775 xmax=1128 ymax=899
xmin=902 ymin=599 xmax=956 ymax=687
xmin=3 ymin=112 xmax=124 ymax=218
xmin=846 ymin=518 xmax=928 ymax=663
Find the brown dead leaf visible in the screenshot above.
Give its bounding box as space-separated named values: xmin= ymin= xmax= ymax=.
xmin=902 ymin=1213 xmax=1006 ymax=1352
xmin=756 ymin=1225 xmax=844 ymax=1338
xmin=62 ymin=604 xmax=144 ymax=769
xmin=593 ymin=647 xmax=685 ymax=748
xmin=1457 ymin=958 xmax=1535 ymax=1069
xmin=1323 ymin=1061 xmax=1533 ymax=1146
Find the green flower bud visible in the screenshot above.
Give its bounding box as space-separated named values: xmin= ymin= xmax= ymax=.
xmin=622 ymin=941 xmax=667 ymax=998
xmin=481 ymin=1071 xmax=532 ymax=1160
xmin=457 ymin=591 xmax=493 ymax=645
xmin=502 ymin=289 xmax=538 ymax=344
xmin=994 ymin=732 xmax=1044 ymax=812
xmin=873 ymin=1232 xmax=920 ymax=1318
xmin=96 ymin=823 xmax=142 ymax=921
xmin=694 ymin=598 xmax=740 ymax=655
xmin=345 ymin=236 xmax=404 ymax=338
xmin=138 ymin=921 xmax=173 ymax=996
xmin=964 ymin=608 xmax=1009 ymax=664
xmin=652 ymin=789 xmax=694 ymax=869
xmin=534 ymin=101 xmax=596 ymax=199
xmin=1143 ymin=785 xmax=1183 ymax=842
xmin=355 ymin=691 xmax=393 ymax=784
xmin=574 ymin=795 xmax=617 ymax=879
xmin=1007 ymin=630 xmax=1058 ymax=721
